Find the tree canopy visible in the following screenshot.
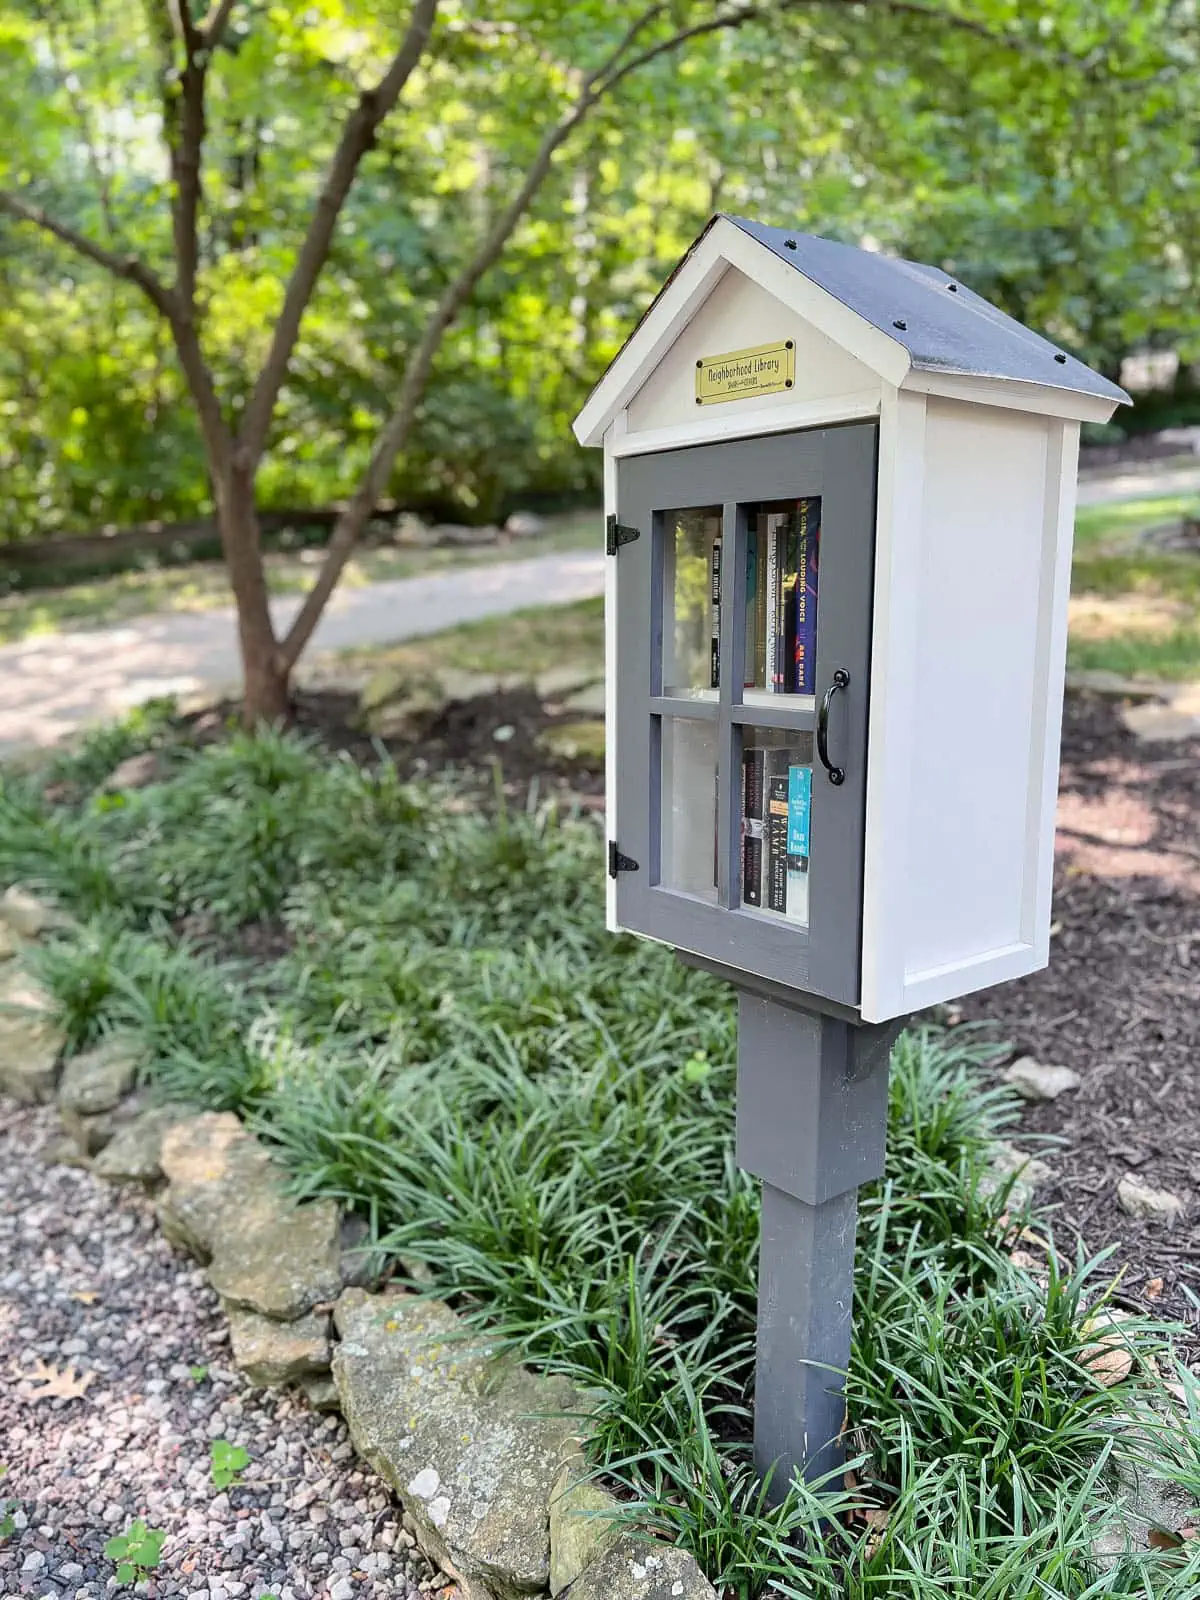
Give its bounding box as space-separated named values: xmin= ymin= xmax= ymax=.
xmin=1 ymin=0 xmax=1196 ymax=548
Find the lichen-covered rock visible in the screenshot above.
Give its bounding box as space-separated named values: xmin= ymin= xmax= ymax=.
xmin=92 ymin=1103 xmax=191 ymax=1185
xmin=299 ymin=1372 xmax=342 ymax=1413
xmin=0 ymin=969 xmax=65 ymax=1104
xmin=227 ymin=1305 xmax=331 ymax=1387
xmin=157 ymin=1112 xmax=342 ymax=1318
xmin=1117 ymin=1173 xmax=1185 ymax=1224
xmin=565 ymin=1535 xmax=717 ymax=1600
xmin=333 ymin=1287 xmax=589 ymax=1600
xmin=58 ymin=1035 xmax=140 ymax=1118
xmin=1001 ymin=1056 xmax=1080 ymax=1102
xmin=549 ymin=1447 xmax=621 ymax=1595
xmin=0 ymin=885 xmax=60 ymax=939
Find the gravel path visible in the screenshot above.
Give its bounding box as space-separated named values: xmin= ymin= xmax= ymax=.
xmin=0 ymin=1102 xmax=437 ymax=1600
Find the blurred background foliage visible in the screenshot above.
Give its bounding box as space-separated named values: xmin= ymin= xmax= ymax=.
xmin=0 ymin=0 xmax=1196 ymax=544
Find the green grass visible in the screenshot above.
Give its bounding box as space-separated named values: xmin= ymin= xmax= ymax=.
xmin=4 ymin=716 xmax=1199 ymax=1597
xmin=0 ymin=510 xmax=600 ymax=645
xmin=337 ymin=592 xmax=605 ymax=684
xmin=1074 ymin=493 xmax=1199 ymax=552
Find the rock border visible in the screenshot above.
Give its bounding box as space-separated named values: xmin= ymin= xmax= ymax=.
xmin=0 ymin=887 xmax=715 ymax=1600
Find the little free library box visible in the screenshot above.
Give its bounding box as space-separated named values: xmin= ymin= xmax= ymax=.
xmin=574 ymin=214 xmax=1129 ymax=1492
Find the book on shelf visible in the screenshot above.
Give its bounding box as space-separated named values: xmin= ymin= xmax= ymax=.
xmin=741 ymin=745 xmax=764 ymax=906
xmin=793 ymin=497 xmax=820 ymax=696
xmin=741 ymin=744 xmax=813 ymax=921
xmin=709 ymin=536 xmax=722 ymax=689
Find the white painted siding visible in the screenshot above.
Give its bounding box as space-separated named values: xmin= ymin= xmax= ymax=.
xmin=889 ymin=399 xmax=1064 ymax=1010
xmin=626 ymin=267 xmax=877 ymax=435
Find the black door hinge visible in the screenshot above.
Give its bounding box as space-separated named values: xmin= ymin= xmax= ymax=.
xmin=606 ymin=514 xmax=640 ymax=555
xmin=608 ymin=840 xmax=639 ymax=878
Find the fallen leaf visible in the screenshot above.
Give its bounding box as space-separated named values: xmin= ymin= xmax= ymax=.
xmin=20 ymin=1359 xmax=96 ymax=1401
xmin=1049 ymin=920 xmax=1063 ymax=938
xmin=1145 ymin=1278 xmax=1165 ymax=1301
xmin=1148 ymin=1528 xmax=1180 ymax=1550
xmin=69 ymin=1291 xmax=98 ymax=1305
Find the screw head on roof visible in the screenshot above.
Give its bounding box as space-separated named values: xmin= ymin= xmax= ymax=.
xmin=947 ymin=282 xmax=958 ymax=293
xmin=784 ymin=238 xmax=797 ymax=249
xmin=1054 ymin=353 xmax=1068 ymax=364
xmin=893 ymin=319 xmax=907 ymax=331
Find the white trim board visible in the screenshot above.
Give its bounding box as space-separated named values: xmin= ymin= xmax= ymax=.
xmin=611 ymin=389 xmax=882 ymax=458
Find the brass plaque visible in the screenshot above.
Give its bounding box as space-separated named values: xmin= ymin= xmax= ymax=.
xmin=695 ymin=340 xmax=795 ymax=405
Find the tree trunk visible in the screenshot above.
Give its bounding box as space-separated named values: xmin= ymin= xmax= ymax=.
xmin=216 ymin=476 xmax=290 ymax=726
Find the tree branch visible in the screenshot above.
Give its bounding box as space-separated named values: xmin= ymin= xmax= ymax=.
xmin=236 ymin=0 xmax=440 ymax=467
xmin=0 ymin=189 xmax=176 ymax=318
xmin=278 ymin=0 xmax=1109 ymax=668
xmin=199 ymin=0 xmax=239 ymax=49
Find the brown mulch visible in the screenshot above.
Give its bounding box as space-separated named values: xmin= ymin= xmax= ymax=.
xmin=185 ymin=685 xmax=605 ymax=804
xmin=958 ymin=689 xmax=1200 ymax=1335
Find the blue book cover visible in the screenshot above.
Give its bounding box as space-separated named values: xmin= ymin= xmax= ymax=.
xmin=793 ymin=497 xmax=820 ymax=694
xmin=787 ymin=765 xmax=811 ymax=862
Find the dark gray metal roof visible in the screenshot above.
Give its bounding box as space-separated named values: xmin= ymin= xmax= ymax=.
xmin=728 ymin=216 xmax=1130 ymax=406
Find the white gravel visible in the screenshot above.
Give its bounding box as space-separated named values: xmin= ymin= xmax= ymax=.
xmin=0 ymin=1101 xmax=438 ymax=1599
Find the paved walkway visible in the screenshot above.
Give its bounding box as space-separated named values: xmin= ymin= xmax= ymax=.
xmin=0 ymin=551 xmax=606 ymax=756
xmin=2 ymin=456 xmax=1197 ymax=757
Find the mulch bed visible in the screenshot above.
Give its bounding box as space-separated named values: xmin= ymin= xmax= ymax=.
xmin=958 ymin=689 xmax=1200 ymax=1337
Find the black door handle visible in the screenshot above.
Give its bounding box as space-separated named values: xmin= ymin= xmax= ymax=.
xmin=817 ymin=669 xmax=850 ymax=786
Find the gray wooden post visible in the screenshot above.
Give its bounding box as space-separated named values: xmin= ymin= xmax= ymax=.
xmin=736 ymin=991 xmax=902 ymax=1496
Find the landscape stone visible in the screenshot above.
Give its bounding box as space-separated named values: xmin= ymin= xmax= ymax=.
xmin=983 ymin=1140 xmax=1054 ymax=1205
xmin=562 ymin=682 xmax=607 ymax=716
xmin=1121 ymin=702 xmax=1200 ymax=742
xmin=0 ymin=885 xmax=60 ymax=939
xmin=226 ymin=1305 xmax=332 ymax=1387
xmin=0 ymin=922 xmax=24 ymax=962
xmin=565 ymin=1534 xmax=717 ymax=1600
xmin=504 ymin=510 xmax=545 ymax=537
xmin=92 ymin=1102 xmax=191 ymax=1184
xmin=58 ymin=1034 xmax=140 ymax=1117
xmin=549 ymin=1447 xmax=621 ymax=1595
xmin=333 ymin=1287 xmax=589 ymax=1600
xmin=536 ymin=721 xmax=606 ymax=765
xmin=299 ymin=1372 xmax=342 ymax=1413
xmin=101 ymin=751 xmax=163 ymax=792
xmin=158 ymin=1112 xmax=342 ymax=1317
xmin=1001 ymin=1056 xmax=1081 ymax=1101
xmin=437 ymin=669 xmax=502 ymax=705
xmin=1065 ymin=670 xmax=1168 ymax=702
xmin=535 ymin=664 xmax=603 ymax=702
xmin=1117 ymin=1172 xmax=1185 ymax=1224
xmin=0 ymin=969 xmax=65 ymax=1104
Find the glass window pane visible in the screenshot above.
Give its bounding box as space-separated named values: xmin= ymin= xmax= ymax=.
xmin=659 ymin=716 xmax=718 ymax=902
xmin=663 ymin=506 xmax=723 ymax=697
xmin=740 ymin=728 xmax=814 ymax=926
xmin=744 ymin=497 xmax=821 ymax=697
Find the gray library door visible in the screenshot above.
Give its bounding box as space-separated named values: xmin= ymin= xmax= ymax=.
xmin=614 ymin=424 xmax=878 ymax=1009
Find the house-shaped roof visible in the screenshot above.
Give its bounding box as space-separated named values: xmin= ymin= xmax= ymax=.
xmin=574 ymin=214 xmax=1129 ymax=445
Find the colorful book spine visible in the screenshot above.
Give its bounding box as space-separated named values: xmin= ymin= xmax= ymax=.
xmin=766 ymin=773 xmax=789 ymax=912
xmin=793 ymin=497 xmax=820 ymax=695
xmin=741 ymin=746 xmax=764 ymax=906
xmin=744 ymin=533 xmax=758 ymax=687
xmin=786 ymin=764 xmax=812 ymax=924
xmin=709 ymin=537 xmax=722 ymax=689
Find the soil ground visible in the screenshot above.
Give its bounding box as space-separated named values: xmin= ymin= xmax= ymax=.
xmin=959 ymin=690 xmax=1200 ymax=1340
